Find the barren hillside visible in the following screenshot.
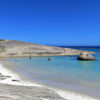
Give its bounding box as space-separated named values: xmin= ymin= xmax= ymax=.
xmin=0 ymin=39 xmax=91 ymax=58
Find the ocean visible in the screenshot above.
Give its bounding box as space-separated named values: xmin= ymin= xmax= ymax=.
xmin=5 ymin=46 xmax=100 ymax=99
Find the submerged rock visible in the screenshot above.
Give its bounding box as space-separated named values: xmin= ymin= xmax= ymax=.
xmin=77 ymin=52 xmax=96 ymax=61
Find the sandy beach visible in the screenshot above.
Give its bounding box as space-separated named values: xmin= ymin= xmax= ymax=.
xmin=0 ymin=60 xmax=98 ymax=100
xmin=0 ymin=0 xmax=99 ymax=99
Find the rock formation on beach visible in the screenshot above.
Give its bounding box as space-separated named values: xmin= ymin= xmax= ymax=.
xmin=77 ymin=52 xmax=96 ymax=61
xmin=0 ymin=39 xmax=94 ymax=58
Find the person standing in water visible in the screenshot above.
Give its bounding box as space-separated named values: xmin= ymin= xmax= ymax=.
xmin=48 ymin=58 xmax=50 ymax=61
xmin=29 ymin=56 xmax=31 ymax=60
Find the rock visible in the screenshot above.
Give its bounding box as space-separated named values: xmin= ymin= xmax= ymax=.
xmin=77 ymin=52 xmax=96 ymax=61
xmin=0 ymin=39 xmax=94 ymax=58
xmin=12 ymin=79 xmax=19 ymax=82
xmin=5 ymin=76 xmax=11 ymax=78
xmin=1 ymin=77 xmax=7 ymax=80
xmin=1 ymin=75 xmax=6 ymax=77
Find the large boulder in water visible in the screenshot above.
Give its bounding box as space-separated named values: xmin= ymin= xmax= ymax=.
xmin=77 ymin=52 xmax=96 ymax=61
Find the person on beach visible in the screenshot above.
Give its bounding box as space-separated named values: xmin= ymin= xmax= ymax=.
xmin=48 ymin=58 xmax=50 ymax=61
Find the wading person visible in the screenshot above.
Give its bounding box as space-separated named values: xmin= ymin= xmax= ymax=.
xmin=29 ymin=56 xmax=31 ymax=60
xmin=48 ymin=58 xmax=50 ymax=61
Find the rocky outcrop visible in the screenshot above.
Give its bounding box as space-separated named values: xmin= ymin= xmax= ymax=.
xmin=77 ymin=52 xmax=96 ymax=61
xmin=0 ymin=39 xmax=95 ymax=58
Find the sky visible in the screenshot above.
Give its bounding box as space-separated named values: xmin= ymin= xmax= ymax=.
xmin=0 ymin=0 xmax=100 ymax=46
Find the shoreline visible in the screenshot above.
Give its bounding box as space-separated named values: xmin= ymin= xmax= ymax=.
xmin=0 ymin=61 xmax=42 ymax=87
xmin=0 ymin=61 xmax=98 ymax=100
xmin=0 ymin=51 xmax=96 ymax=58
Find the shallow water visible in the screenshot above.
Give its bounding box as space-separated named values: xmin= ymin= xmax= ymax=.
xmin=5 ymin=48 xmax=100 ymax=98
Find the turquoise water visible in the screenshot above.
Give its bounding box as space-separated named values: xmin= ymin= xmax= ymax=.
xmin=5 ymin=48 xmax=100 ymax=98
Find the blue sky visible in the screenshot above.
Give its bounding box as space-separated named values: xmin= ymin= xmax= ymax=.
xmin=0 ymin=0 xmax=100 ymax=46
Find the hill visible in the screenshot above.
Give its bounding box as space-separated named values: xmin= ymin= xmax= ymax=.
xmin=0 ymin=39 xmax=93 ymax=58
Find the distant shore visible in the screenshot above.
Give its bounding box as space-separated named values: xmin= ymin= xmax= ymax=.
xmin=0 ymin=60 xmax=98 ymax=100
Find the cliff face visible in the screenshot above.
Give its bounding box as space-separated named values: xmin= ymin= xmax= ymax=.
xmin=0 ymin=40 xmax=91 ymax=58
